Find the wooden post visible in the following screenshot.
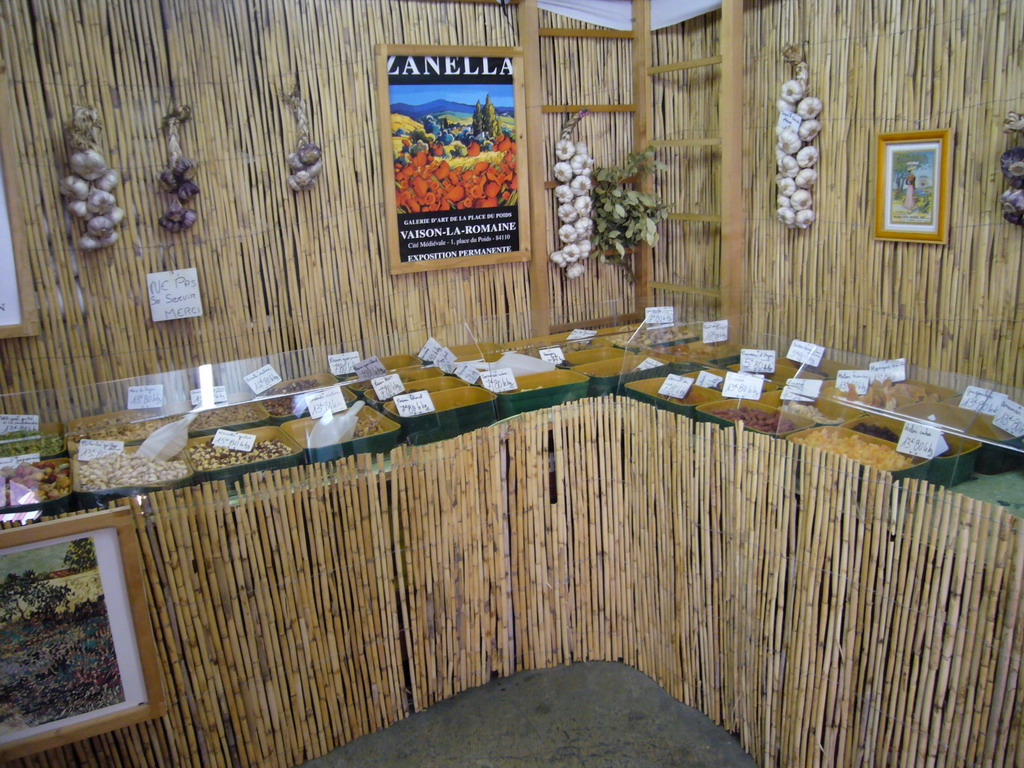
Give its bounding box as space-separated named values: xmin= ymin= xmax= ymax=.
xmin=632 ymin=0 xmax=653 ymax=307
xmin=719 ymin=0 xmax=745 ymax=338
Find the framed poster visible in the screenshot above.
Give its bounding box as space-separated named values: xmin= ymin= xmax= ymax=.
xmin=0 ymin=71 xmax=39 ymax=338
xmin=377 ymin=45 xmax=531 ymax=274
xmin=0 ymin=508 xmax=164 ymax=761
xmin=874 ymin=129 xmax=951 ymax=243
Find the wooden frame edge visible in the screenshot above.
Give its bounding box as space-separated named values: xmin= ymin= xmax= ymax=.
xmin=873 ymin=128 xmax=952 ymax=245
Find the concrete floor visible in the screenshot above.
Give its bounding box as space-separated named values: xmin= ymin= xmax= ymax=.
xmin=300 ymin=662 xmax=758 ymax=768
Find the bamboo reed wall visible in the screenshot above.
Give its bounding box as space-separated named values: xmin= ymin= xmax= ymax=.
xmin=7 ymin=398 xmax=1022 ymax=768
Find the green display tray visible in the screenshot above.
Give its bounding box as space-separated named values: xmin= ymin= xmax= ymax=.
xmin=928 ymin=437 xmax=981 ymax=488
xmin=75 ymin=475 xmax=194 ymax=510
xmin=575 ymin=355 xmax=697 ymax=397
xmin=383 ymin=387 xmax=497 ymax=446
xmin=694 ymin=399 xmax=814 ymax=438
xmin=622 ymin=377 xmax=722 ymax=418
xmin=707 ymin=354 xmax=742 ymax=367
xmin=188 ymin=426 xmax=305 ymax=486
xmin=788 ymin=426 xmax=931 ymax=481
xmin=975 ymin=443 xmax=1024 ymax=475
xmin=0 ymin=423 xmax=67 ymax=461
xmin=2 ymin=492 xmax=73 ymax=519
xmin=267 ymin=386 xmax=358 ymax=426
xmin=281 ymin=410 xmax=402 ymax=463
xmin=496 ymin=371 xmax=590 ymax=418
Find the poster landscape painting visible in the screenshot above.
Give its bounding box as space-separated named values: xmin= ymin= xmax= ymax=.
xmin=0 ymin=536 xmax=124 ymax=738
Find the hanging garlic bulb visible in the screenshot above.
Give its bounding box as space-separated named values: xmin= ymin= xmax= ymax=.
xmin=777 ymin=195 xmax=792 ymax=209
xmin=574 ymin=218 xmax=593 ymax=239
xmin=780 ymin=79 xmax=805 ymax=104
xmin=796 ymin=145 xmax=819 ymax=168
xmin=576 ymin=239 xmax=592 ymax=256
xmin=778 ymin=129 xmax=802 ymax=155
xmin=790 ymin=189 xmax=813 ymax=211
xmin=776 ymin=176 xmax=797 ymax=196
xmin=549 ymin=250 xmax=567 ymax=266
xmin=557 ymin=203 xmax=579 ymax=223
xmin=60 ymin=105 xmax=124 ymax=251
xmin=549 ymin=109 xmax=595 ymax=274
xmin=796 ymin=97 xmax=822 ymax=119
xmin=554 ymin=138 xmax=575 ymax=160
xmin=775 ymin=48 xmax=821 ymax=230
xmin=553 ymin=162 xmax=573 ymax=182
xmin=569 ymin=175 xmax=592 ymax=196
xmin=795 ymin=168 xmax=818 ymax=189
xmin=555 ymin=184 xmax=574 ymax=204
xmin=283 ymin=86 xmax=324 ymax=193
xmin=158 ymin=105 xmax=199 ymax=231
xmin=566 ymin=262 xmax=585 ymax=279
xmin=563 ymin=243 xmax=582 ymax=263
xmin=573 ymin=195 xmax=592 ymax=216
xmin=778 ymin=154 xmax=800 ymax=178
xmin=558 ymin=223 xmax=578 ymax=243
xmin=798 ymin=119 xmax=822 ymax=142
xmin=795 ymin=209 xmax=816 ymax=228
xmin=777 ymin=207 xmax=796 ymax=227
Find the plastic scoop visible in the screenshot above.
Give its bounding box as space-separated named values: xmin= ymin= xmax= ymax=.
xmin=134 ymin=412 xmax=198 ymax=461
xmin=308 ymin=401 xmax=364 ymax=450
xmin=467 ymin=352 xmax=555 ymax=377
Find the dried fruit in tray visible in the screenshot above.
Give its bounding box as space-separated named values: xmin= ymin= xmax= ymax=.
xmin=791 ymin=428 xmax=915 ymax=471
xmin=70 ymin=415 xmax=178 ymax=443
xmin=852 ymin=422 xmax=899 ymax=442
xmin=263 ymin=377 xmax=329 ymax=417
xmin=76 ymin=453 xmax=189 ymax=490
xmin=189 ymin=439 xmax=293 ymax=470
xmin=709 ymin=406 xmax=798 ymax=433
xmin=0 ymin=432 xmax=64 ymax=457
xmin=781 ymin=404 xmax=845 ymax=425
xmin=190 ymin=403 xmax=266 ymax=432
xmin=837 ymin=380 xmax=941 ymax=411
xmin=2 ymin=460 xmax=72 ymax=504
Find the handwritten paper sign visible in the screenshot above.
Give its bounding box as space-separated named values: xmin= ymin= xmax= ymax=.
xmin=245 ymin=365 xmax=282 ymax=395
xmin=897 ymin=422 xmax=948 ymax=459
xmin=147 ymin=268 xmax=203 ymax=322
xmin=740 ymin=349 xmax=776 ymax=374
xmin=394 ymin=391 xmax=437 ymax=417
xmin=538 ymin=346 xmax=565 ymax=364
xmin=702 ymin=320 xmax=728 ymax=344
xmin=645 ymin=306 xmax=674 ymax=326
xmin=0 ymin=415 xmax=39 ymax=435
xmin=958 ymin=386 xmax=1008 ymax=416
xmin=722 ymin=372 xmax=764 ymax=400
xmin=190 ymin=386 xmax=228 ymax=407
xmin=434 ymin=347 xmax=457 ymax=373
xmin=566 ymin=329 xmax=597 ymax=342
xmin=77 ymin=439 xmax=124 ymax=462
xmin=328 ymin=352 xmax=361 ymax=377
xmin=480 ymin=368 xmax=518 ymax=393
xmin=869 ymin=358 xmax=906 ymax=383
xmin=127 ymin=385 xmax=165 ymax=410
xmin=786 ymin=339 xmax=825 ymax=368
xmin=305 ymin=387 xmax=348 ymax=420
xmin=212 ymin=429 xmax=256 ymax=452
xmin=836 ymin=370 xmax=872 ymax=396
xmin=658 ymin=375 xmax=694 ymax=400
xmin=695 ymin=371 xmax=724 ymax=390
xmin=993 ymin=399 xmax=1024 ymax=438
xmin=355 ymin=355 xmax=388 ymax=382
xmin=781 ymin=378 xmax=823 ymax=403
xmin=0 ymin=454 xmax=40 ymax=470
xmin=777 ymin=110 xmax=803 ymax=134
xmin=371 ymin=374 xmax=405 ymax=402
xmin=633 ymin=358 xmax=664 ymax=372
xmin=454 ymin=363 xmax=481 ymax=385
xmin=418 ymin=337 xmax=443 ymax=363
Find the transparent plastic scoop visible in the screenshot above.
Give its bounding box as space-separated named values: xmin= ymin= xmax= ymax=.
xmin=134 ymin=412 xmax=198 ymax=461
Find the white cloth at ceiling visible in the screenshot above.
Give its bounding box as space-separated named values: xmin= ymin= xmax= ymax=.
xmin=536 ymin=0 xmax=722 ymax=30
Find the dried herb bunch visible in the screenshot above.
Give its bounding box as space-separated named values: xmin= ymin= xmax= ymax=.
xmin=589 ymin=147 xmax=668 ymax=279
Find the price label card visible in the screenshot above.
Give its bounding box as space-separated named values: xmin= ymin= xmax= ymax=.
xmin=702 ymin=320 xmax=728 ymax=344
xmin=785 ymin=339 xmax=825 ymax=368
xmin=190 ymin=386 xmax=228 ymax=407
xmin=394 ymin=391 xmax=437 ymax=417
xmin=418 ymin=337 xmax=443 ymax=363
xmin=328 ymin=352 xmax=361 ymax=377
xmin=480 ymin=368 xmax=518 ymax=393
xmin=869 ymin=358 xmax=907 ymax=383
xmin=722 ymin=372 xmax=764 ymax=400
xmin=993 ymin=399 xmax=1024 ymax=438
xmin=127 ymin=385 xmax=165 ymax=410
xmin=454 ymin=363 xmax=481 ymax=385
xmin=897 ymin=422 xmax=948 ymax=459
xmin=538 ymin=346 xmax=565 ymax=364
xmin=835 ymin=370 xmax=872 ymax=396
xmin=658 ymin=375 xmax=694 ymax=400
xmin=740 ymin=349 xmax=776 ymax=374
xmin=566 ymin=329 xmax=597 ymax=341
xmin=434 ymin=347 xmax=457 ymax=374
xmin=245 ymin=364 xmax=283 ymax=395
xmin=958 ymin=386 xmax=1008 ymax=416
xmin=305 ymin=387 xmax=348 ymax=420
xmin=777 ymin=110 xmax=803 ymax=134
xmin=781 ymin=378 xmax=823 ymax=402
xmin=633 ymin=358 xmax=663 ymax=372
xmin=77 ymin=439 xmax=124 ymax=462
xmin=645 ymin=306 xmax=674 ymax=325
xmin=695 ymin=371 xmax=724 ymax=390
xmin=371 ymin=374 xmax=405 ymax=402
xmin=0 ymin=415 xmax=40 ymax=435
xmin=212 ymin=429 xmax=256 ymax=452
xmin=355 ymin=355 xmax=388 ymax=382
xmin=0 ymin=453 xmax=41 ymax=470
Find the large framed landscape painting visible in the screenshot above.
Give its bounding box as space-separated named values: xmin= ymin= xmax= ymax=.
xmin=377 ymin=44 xmax=531 ymax=274
xmin=874 ymin=129 xmax=951 ymax=243
xmin=0 ymin=509 xmax=163 ymax=760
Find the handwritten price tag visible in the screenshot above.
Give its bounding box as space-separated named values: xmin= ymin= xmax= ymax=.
xmin=371 ymin=374 xmax=405 ymax=402
xmin=212 ymin=429 xmax=256 ymax=452
xmin=566 ymin=329 xmax=597 ymax=342
xmin=418 ymin=337 xmax=443 ymax=363
xmin=77 ymin=439 xmax=124 ymax=462
xmin=0 ymin=415 xmax=40 ymax=435
xmin=480 ymin=368 xmax=518 ymax=393
xmin=190 ymin=386 xmax=228 ymax=407
xmin=897 ymin=422 xmax=948 ymax=459
xmin=394 ymin=391 xmax=437 ymax=417
xmin=434 ymin=347 xmax=457 ymax=373
xmin=0 ymin=454 xmax=41 ymax=470
xmin=777 ymin=110 xmax=803 ymax=134
xmin=836 ymin=370 xmax=872 ymax=396
xmin=658 ymin=375 xmax=694 ymax=400
xmin=245 ymin=364 xmax=282 ymax=395
xmin=702 ymin=320 xmax=728 ymax=344
xmin=722 ymin=372 xmax=764 ymax=400
xmin=869 ymin=358 xmax=906 ymax=383
xmin=634 ymin=358 xmax=663 ymax=372
xmin=538 ymin=346 xmax=565 ymax=364
xmin=127 ymin=385 xmax=165 ymax=410
xmin=958 ymin=386 xmax=1008 ymax=416
xmin=993 ymin=399 xmax=1024 ymax=438
xmin=781 ymin=378 xmax=823 ymax=402
xmin=740 ymin=349 xmax=776 ymax=374
xmin=305 ymin=387 xmax=348 ymax=420
xmin=454 ymin=363 xmax=481 ymax=385
xmin=328 ymin=352 xmax=361 ymax=377
xmin=695 ymin=371 xmax=724 ymax=390
xmin=355 ymin=355 xmax=388 ymax=382
xmin=645 ymin=306 xmax=674 ymax=325
xmin=785 ymin=339 xmax=825 ymax=367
